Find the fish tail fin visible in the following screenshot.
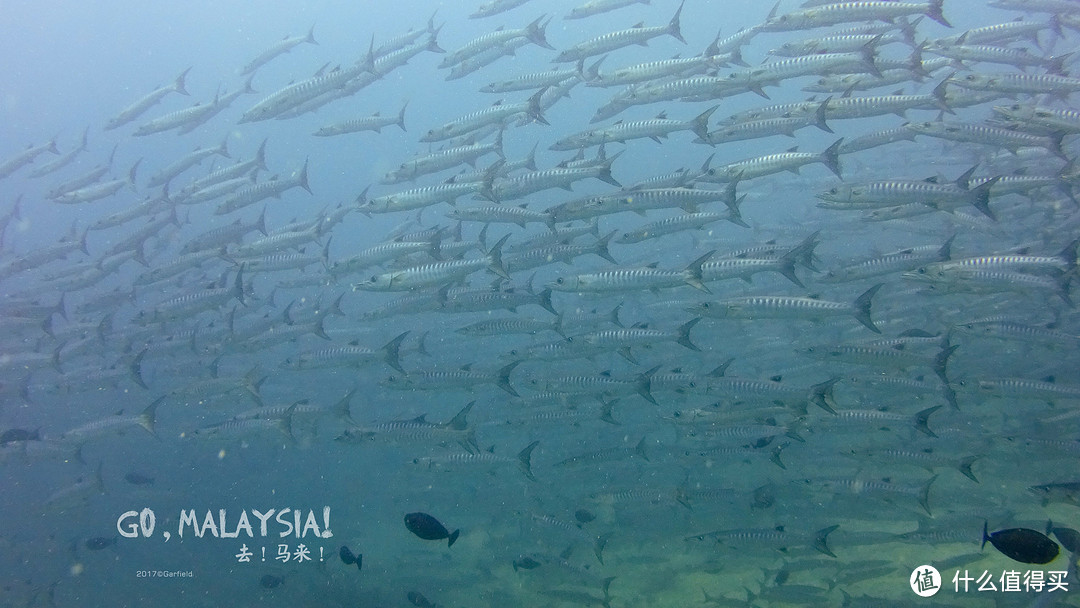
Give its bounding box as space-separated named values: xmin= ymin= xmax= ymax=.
xmin=690 ymin=105 xmax=719 ymax=140
xmin=383 ymin=331 xmax=409 ymax=373
xmin=297 ymin=158 xmax=312 ymax=194
xmin=919 ymin=475 xmax=937 ymax=516
xmin=667 ymin=0 xmax=686 ymax=44
xmin=933 ymin=344 xmax=959 ymax=386
xmin=426 ymin=32 xmax=445 ymax=54
xmin=809 ymin=378 xmax=839 ymax=415
xmin=813 ymin=525 xmax=839 ymax=557
xmin=487 ymin=233 xmax=511 ymax=280
xmin=958 ymin=455 xmax=980 ymax=483
xmin=445 ymin=401 xmax=474 ymax=432
xmin=636 ymin=366 xmax=660 ymax=405
xmin=174 ymin=67 xmax=192 ymax=95
xmin=305 ymin=24 xmax=317 ymax=45
xmin=727 ymin=194 xmax=749 ymax=228
xmin=596 ymin=153 xmax=622 ymax=187
xmin=926 ymin=0 xmax=951 ymax=28
xmin=859 ymin=38 xmax=881 ymax=78
xmin=447 ymin=529 xmax=460 ymax=547
xmin=497 ymin=361 xmax=521 ymax=397
xmin=966 ymin=175 xmax=999 ymax=220
xmin=820 ymin=138 xmax=844 ymax=179
xmin=333 ymin=387 xmax=357 ymax=427
xmin=518 ymin=440 xmax=539 ymax=481
xmin=233 ymin=264 xmax=246 ymax=306
xmin=538 ymin=287 xmax=558 ymax=316
xmin=527 ymin=15 xmax=555 ymax=51
xmin=633 ymin=436 xmax=649 ymax=462
xmin=676 ymin=317 xmax=701 ymax=351
xmin=982 ymin=520 xmax=990 ymax=550
xmin=396 ymin=102 xmax=408 ymax=132
xmin=684 ymin=250 xmax=715 ymax=293
xmin=526 ymin=87 xmax=549 ymax=125
xmin=129 ymin=348 xmax=149 ymax=390
xmin=600 ymin=398 xmax=619 ymax=424
xmin=139 ymin=397 xmax=164 ymax=438
xmin=914 ymin=405 xmax=942 ymax=438
xmin=595 ymin=536 xmax=610 ymax=565
xmin=853 ymin=283 xmax=883 ymax=333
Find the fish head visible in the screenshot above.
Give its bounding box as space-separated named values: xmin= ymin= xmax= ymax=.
xmin=548 ymin=275 xmax=580 ymax=291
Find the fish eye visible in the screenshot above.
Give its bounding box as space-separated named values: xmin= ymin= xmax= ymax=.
xmin=700 ymin=302 xmax=710 ymax=309
xmin=555 ymin=277 xmax=564 ymax=284
xmin=387 ymin=375 xmax=396 ymax=382
xmin=828 ymin=187 xmax=838 ymax=194
xmin=412 ymin=458 xmax=420 ymax=464
xmin=917 ymin=268 xmax=926 ymax=273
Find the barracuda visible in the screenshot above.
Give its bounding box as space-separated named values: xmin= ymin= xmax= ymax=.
xmin=27 ymin=129 xmax=87 ymax=178
xmin=816 ymin=167 xmax=998 ymax=218
xmin=550 ymin=183 xmax=736 ymax=223
xmin=282 ymin=332 xmax=407 ymax=373
xmin=553 ymin=1 xmax=685 ymax=63
xmin=587 ymin=54 xmax=731 ymax=88
xmin=821 ymin=237 xmax=954 ymax=283
xmin=616 ymin=210 xmax=747 ymax=245
xmin=51 ymin=161 xmax=140 ymax=204
xmin=480 ymin=153 xmax=621 ymax=202
xmin=141 ymin=267 xmax=245 ymax=324
xmin=689 ymin=284 xmax=884 ymax=334
xmin=701 ymin=233 xmax=819 ymax=287
xmin=105 ymin=68 xmax=190 ymax=130
xmin=699 ymin=108 xmax=832 ymax=146
xmin=353 ymin=235 xmax=509 ymax=291
xmin=441 ymin=16 xmax=552 ymax=68
xmin=415 ymin=441 xmax=539 ymax=481
xmin=446 ymin=203 xmax=555 ymax=230
xmin=421 ymin=88 xmax=546 ymax=142
xmin=906 ymin=120 xmax=1065 ymax=156
xmin=214 ymin=160 xmax=311 ymax=215
xmin=242 ymin=26 xmax=317 ymax=75
xmin=551 ymin=105 xmax=717 ymax=150
xmin=762 ymin=0 xmax=950 ymax=31
xmin=314 ymin=103 xmax=408 ymax=137
xmin=329 ymin=239 xmax=439 ymax=278
xmin=382 ymin=131 xmax=503 ymax=184
xmin=701 ymin=139 xmax=843 ymax=182
xmin=992 ymin=102 xmax=1080 ymax=133
xmin=146 ymin=138 xmax=230 ymax=189
xmin=504 ymin=232 xmax=617 ymax=274
xmin=481 ymin=65 xmax=583 ymax=94
xmin=903 ymin=267 xmax=1073 ymax=304
xmin=239 ymin=57 xmax=372 ymax=123
xmin=380 ymin=362 xmax=520 ymax=397
xmin=948 ymin=71 xmax=1080 ymax=95
xmin=549 ymin=251 xmax=714 ymax=294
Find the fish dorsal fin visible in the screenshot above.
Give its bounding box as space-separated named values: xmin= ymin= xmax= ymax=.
xmin=632 ymin=22 xmax=644 ymax=28
xmin=770 ymin=375 xmax=782 ymax=383
xmin=656 ymin=111 xmax=667 ymax=120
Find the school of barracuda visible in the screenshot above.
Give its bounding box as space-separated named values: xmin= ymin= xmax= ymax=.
xmin=2 ymin=0 xmax=1080 ymax=605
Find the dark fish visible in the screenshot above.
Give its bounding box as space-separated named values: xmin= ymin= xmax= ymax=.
xmin=404 ymin=512 xmax=459 ymax=547
xmin=260 ymin=574 xmax=283 ymax=589
xmin=408 ymin=591 xmax=438 ymax=608
xmin=574 ymin=509 xmax=595 ymax=524
xmin=0 ymin=428 xmax=40 ymax=445
xmin=512 ymin=556 xmax=541 ymax=571
xmin=339 ymin=545 xmax=362 ymax=571
xmin=84 ymin=536 xmax=116 ymax=551
xmin=982 ymin=521 xmax=1059 ymax=564
xmin=123 ymin=472 xmax=155 ymax=486
xmin=1047 ymin=521 xmax=1080 ymax=554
